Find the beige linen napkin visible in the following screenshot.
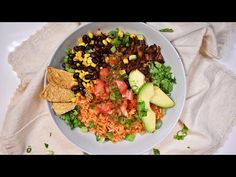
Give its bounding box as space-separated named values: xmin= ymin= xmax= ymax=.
xmin=1 ymin=22 xmax=236 ymax=154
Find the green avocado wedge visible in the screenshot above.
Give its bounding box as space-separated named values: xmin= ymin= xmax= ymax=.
xmin=150 ymin=86 xmax=175 ymax=108
xmin=137 ymin=83 xmax=156 ymax=133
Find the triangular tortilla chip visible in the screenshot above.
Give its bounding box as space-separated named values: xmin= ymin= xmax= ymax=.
xmin=51 ymin=102 xmax=77 ymax=115
xmin=47 ymin=66 xmax=77 ymax=89
xmin=40 ymin=83 xmax=74 ymax=102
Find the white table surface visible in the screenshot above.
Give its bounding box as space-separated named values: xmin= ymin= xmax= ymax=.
xmin=0 ymin=22 xmax=235 ymax=154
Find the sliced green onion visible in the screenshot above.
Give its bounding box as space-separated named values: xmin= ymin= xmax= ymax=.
xmin=129 ymin=54 xmax=137 ymax=60
xmin=125 ymin=134 xmax=136 ymax=142
xmin=89 ymin=121 xmax=95 ymax=128
xmin=110 ymin=46 xmax=116 ymax=53
xmin=89 ymin=103 xmax=95 ymax=109
xmin=65 ymin=63 xmax=75 ymax=73
xmin=48 ymin=150 xmax=54 ymax=155
xmin=159 ymin=28 xmax=174 ymax=32
xmin=174 ymin=124 xmax=189 ymax=140
xmin=80 ymin=126 xmax=88 ymax=133
xmin=153 ymin=148 xmax=160 ymax=155
xmin=119 ymin=116 xmax=127 ymax=124
xmin=44 ymin=143 xmax=49 ymax=149
xmin=156 ymin=120 xmax=163 ymax=129
xmin=106 ymin=132 xmax=113 ymax=139
xmin=86 ymin=49 xmax=93 ymax=53
xmin=63 ymin=55 xmax=69 ymax=63
xmin=26 ymin=146 xmax=32 ymax=153
xmin=162 ymin=108 xmax=167 ymax=115
xmin=65 ymin=48 xmax=71 ymax=54
xmin=96 ymin=135 xmax=105 ymax=143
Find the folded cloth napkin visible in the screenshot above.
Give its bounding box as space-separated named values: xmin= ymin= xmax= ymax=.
xmin=1 ymin=22 xmax=236 ymax=154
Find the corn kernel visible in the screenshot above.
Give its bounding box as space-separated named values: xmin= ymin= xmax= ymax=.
xmin=86 ymin=83 xmax=91 ymax=87
xmin=119 ymin=70 xmax=126 ymax=75
xmin=75 ymin=70 xmax=80 ymax=73
xmin=123 ymin=58 xmax=129 ymax=64
xmin=83 ymin=78 xmax=90 ymax=83
xmin=83 ymin=62 xmax=88 ymax=67
xmin=88 ymin=32 xmax=93 ymax=39
xmin=87 ymin=57 xmax=92 ymax=64
xmin=91 ymin=63 xmax=96 ymax=67
xmin=130 ymin=33 xmax=136 ymax=38
xmin=79 ymin=57 xmax=83 ymax=62
xmin=79 ymin=72 xmax=85 ymax=78
xmin=82 ymin=82 xmax=86 ymax=87
xmin=76 ymin=93 xmax=81 ymax=97
xmin=79 ymin=42 xmax=86 ymax=46
xmin=84 ymin=53 xmax=90 ymax=58
xmin=90 ymin=40 xmax=94 ymax=45
xmin=93 ymin=80 xmax=96 ymax=84
xmin=73 ymin=57 xmax=78 ymax=61
xmin=137 ymin=34 xmax=144 ymax=40
xmin=105 ymin=56 xmax=109 ymax=63
xmin=118 ymin=30 xmax=124 ymax=38
xmin=76 ymin=63 xmax=80 ymax=66
xmin=106 ymin=37 xmax=112 ymax=43
xmin=76 ymin=51 xmax=82 ymax=57
xmin=78 ymin=37 xmax=83 ymax=43
xmin=102 ymin=39 xmax=108 ymax=46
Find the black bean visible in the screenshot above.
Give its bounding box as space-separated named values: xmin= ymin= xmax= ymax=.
xmin=101 ymin=63 xmax=108 ymax=68
xmin=78 ymin=82 xmax=85 ymax=89
xmin=71 ymin=64 xmax=77 ymax=69
xmin=90 ymin=53 xmax=97 ymax=58
xmin=77 ymin=46 xmax=86 ymax=51
xmin=91 ymin=74 xmax=98 ymax=80
xmin=62 ymin=63 xmax=65 ymax=68
xmin=83 ymin=67 xmax=88 ymax=71
xmin=92 ymin=57 xmax=99 ymax=64
xmin=69 ymin=54 xmax=75 ymax=59
xmin=73 ymin=46 xmax=80 ymax=51
xmin=84 ymin=74 xmax=93 ymax=80
xmin=71 ymin=85 xmax=80 ymax=92
xmin=83 ymin=34 xmax=90 ymax=43
xmin=86 ymin=44 xmax=93 ymax=50
xmin=98 ymin=41 xmax=103 ymax=47
xmin=77 ymin=64 xmax=84 ymax=70
xmin=68 ymin=59 xmax=74 ymax=65
xmin=80 ymin=90 xmax=86 ymax=96
xmin=87 ymin=66 xmax=95 ymax=73
xmin=73 ymin=73 xmax=80 ymax=79
xmin=94 ymin=40 xmax=98 ymax=46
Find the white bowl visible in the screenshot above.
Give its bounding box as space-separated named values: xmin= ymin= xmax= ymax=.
xmin=47 ymin=22 xmax=186 ymax=154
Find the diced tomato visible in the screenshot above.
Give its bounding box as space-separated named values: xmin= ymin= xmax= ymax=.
xmin=150 ymin=104 xmax=163 ymax=119
xmin=122 ymin=90 xmax=134 ymax=100
xmin=99 ymin=68 xmax=110 ymax=79
xmin=130 ymin=98 xmax=137 ymax=109
xmin=120 ymin=100 xmax=128 ymax=117
xmin=97 ymin=102 xmax=113 ymax=114
xmin=94 ymin=79 xmax=106 ymax=95
xmin=115 ymin=80 xmax=128 ymax=94
xmin=109 ymin=58 xmax=119 ymax=65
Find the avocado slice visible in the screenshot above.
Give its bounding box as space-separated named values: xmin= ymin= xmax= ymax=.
xmin=150 ymin=86 xmax=175 ymax=108
xmin=128 ymin=69 xmax=145 ymax=94
xmin=137 ymin=83 xmax=156 ymax=132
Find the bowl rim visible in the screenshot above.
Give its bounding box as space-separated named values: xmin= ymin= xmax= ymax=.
xmin=44 ymin=22 xmax=187 ymax=154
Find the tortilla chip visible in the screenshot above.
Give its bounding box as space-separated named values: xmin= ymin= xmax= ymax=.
xmin=40 ymin=83 xmax=74 ymax=102
xmin=47 ymin=66 xmax=77 ymax=89
xmin=51 ymin=102 xmax=77 ymax=115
